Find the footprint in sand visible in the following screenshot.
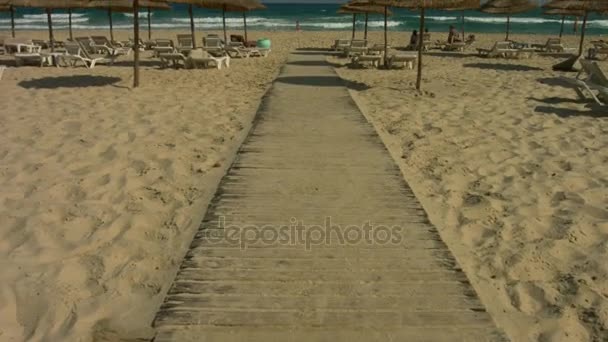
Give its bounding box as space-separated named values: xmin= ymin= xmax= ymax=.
xmin=99 ymin=145 xmax=117 ymax=160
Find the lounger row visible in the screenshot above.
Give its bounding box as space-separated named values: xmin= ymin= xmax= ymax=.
xmin=151 ymin=36 xmax=270 ymax=61
xmin=13 ymin=39 xmax=119 ymax=68
xmin=560 ymin=59 xmax=608 ymax=105
xmin=477 ymin=41 xmax=535 ymax=59
xmin=159 ymin=48 xmax=230 ymax=70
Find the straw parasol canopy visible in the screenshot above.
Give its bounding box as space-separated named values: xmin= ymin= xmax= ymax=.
xmin=352 ymin=0 xmax=472 ymax=90
xmin=87 ymin=0 xmax=169 ymax=42
xmin=193 ymin=0 xmax=265 ymax=44
xmin=543 ymin=7 xmax=584 ymax=38
xmin=338 ymin=3 xmax=392 ymax=40
xmin=3 ymin=0 xmax=90 ymax=49
xmin=544 ymin=0 xmax=608 ymax=57
xmin=480 ymin=0 xmax=536 ymax=41
xmin=442 ymin=0 xmax=480 ymax=38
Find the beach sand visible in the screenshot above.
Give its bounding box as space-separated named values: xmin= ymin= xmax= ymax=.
xmin=0 ymin=30 xmax=607 ymax=341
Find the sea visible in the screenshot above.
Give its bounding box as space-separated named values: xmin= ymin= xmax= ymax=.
xmin=1 ymin=3 xmax=607 ymax=36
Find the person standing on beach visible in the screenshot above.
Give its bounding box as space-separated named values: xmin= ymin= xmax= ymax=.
xmin=409 ymin=30 xmax=418 ymax=49
xmin=448 ymin=25 xmax=461 ymax=43
xmin=296 ymin=20 xmax=301 ymax=32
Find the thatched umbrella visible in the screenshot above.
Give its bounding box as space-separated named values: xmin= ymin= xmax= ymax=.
xmin=3 ymin=0 xmax=91 ymax=51
xmin=0 ymin=4 xmax=15 ymax=37
xmin=544 ymin=8 xmax=584 ymax=38
xmin=338 ymin=3 xmax=391 ymax=41
xmin=195 ymin=0 xmax=265 ymax=45
xmin=88 ymin=0 xmax=168 ymax=43
xmin=442 ymin=0 xmax=480 ymax=39
xmin=544 ymin=0 xmax=608 ymax=57
xmin=480 ymin=0 xmax=536 ymax=41
xmin=352 ymin=0 xmax=472 ymax=91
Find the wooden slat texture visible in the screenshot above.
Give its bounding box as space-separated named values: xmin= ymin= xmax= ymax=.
xmin=153 ymin=50 xmax=509 ymax=341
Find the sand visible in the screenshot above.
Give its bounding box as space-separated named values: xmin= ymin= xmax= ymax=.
xmin=332 ymin=32 xmax=608 ymax=341
xmin=0 ymin=29 xmax=607 ymax=341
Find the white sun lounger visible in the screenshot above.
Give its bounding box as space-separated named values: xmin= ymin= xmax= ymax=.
xmin=332 ymin=39 xmax=351 ymax=51
xmin=159 ymin=52 xmax=187 ymax=68
xmin=61 ymin=42 xmax=115 ymax=68
xmin=14 ymin=53 xmax=44 ymax=66
xmin=350 ymin=54 xmax=382 ymax=68
xmin=203 ymin=37 xmax=225 ymax=57
xmin=559 ymin=59 xmax=608 ymax=105
xmin=225 ymin=43 xmax=252 ymax=58
xmin=0 ymin=65 xmax=5 ymax=80
xmin=387 ymin=53 xmax=417 ymax=69
xmin=186 ymin=48 xmax=230 ymax=69
xmin=249 ymin=48 xmax=270 ymax=57
xmin=588 ymin=41 xmax=608 ymax=60
xmin=176 ymin=34 xmax=194 ymax=54
xmin=153 ymin=39 xmax=175 ymax=57
xmin=477 ymin=41 xmax=515 ymax=58
xmin=4 ymin=38 xmax=41 ymax=54
xmin=90 ymin=35 xmax=132 ymax=56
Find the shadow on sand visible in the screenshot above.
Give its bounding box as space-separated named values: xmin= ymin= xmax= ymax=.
xmin=464 ymin=62 xmax=543 ymax=71
xmin=296 ymin=48 xmax=332 ymax=52
xmin=286 ymin=60 xmax=335 ymax=67
xmin=109 ymin=60 xmax=162 ymax=68
xmin=537 ymin=77 xmax=573 ymax=88
xmin=533 ymin=105 xmax=608 ymax=118
xmin=425 ymin=51 xmax=477 ymax=59
xmin=276 ymin=75 xmax=370 ymax=91
xmin=19 ymin=75 xmax=122 ymax=89
xmin=530 ymin=78 xmax=608 ymax=117
xmin=292 ymin=52 xmax=337 ymax=57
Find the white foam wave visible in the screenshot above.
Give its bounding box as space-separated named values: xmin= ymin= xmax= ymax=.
xmin=466 ymin=17 xmax=560 ymax=24
xmin=588 ymin=20 xmax=608 ymax=28
xmin=366 ymin=21 xmax=401 ymax=27
xmin=171 ymin=16 xmax=267 ymax=24
xmin=23 ymin=13 xmax=86 ymax=19
xmin=123 ymin=12 xmax=154 ymax=18
xmin=0 ymin=17 xmax=88 ymax=24
xmin=426 ymin=16 xmax=458 ymax=21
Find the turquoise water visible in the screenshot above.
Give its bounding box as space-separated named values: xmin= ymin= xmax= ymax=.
xmin=1 ymin=3 xmax=607 ymax=36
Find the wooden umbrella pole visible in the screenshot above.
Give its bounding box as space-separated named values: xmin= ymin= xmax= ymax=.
xmin=148 ymin=7 xmax=151 ymax=41
xmin=108 ymin=9 xmax=114 ymax=42
xmin=383 ymin=5 xmax=388 ymax=67
xmin=134 ymin=0 xmax=140 ymax=88
xmin=505 ymin=15 xmax=510 ymax=41
xmin=416 ymin=7 xmax=425 ymax=90
xmin=461 ymin=10 xmax=465 ymax=39
xmin=559 ymin=15 xmax=564 ymax=38
xmin=188 ymin=4 xmax=196 ymax=48
xmin=69 ymin=8 xmax=73 ymax=40
xmin=46 ymin=8 xmax=54 ymax=52
xmin=364 ymin=12 xmax=368 ymax=40
xmin=10 ymin=6 xmax=15 ymax=38
xmin=243 ymin=13 xmax=248 ymax=42
xmin=578 ymin=11 xmax=587 ymax=56
xmin=351 ymin=13 xmax=356 ymax=40
xmin=222 ymin=5 xmax=227 ymax=44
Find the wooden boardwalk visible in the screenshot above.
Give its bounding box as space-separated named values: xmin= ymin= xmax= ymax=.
xmin=153 ymin=50 xmax=508 ymax=341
